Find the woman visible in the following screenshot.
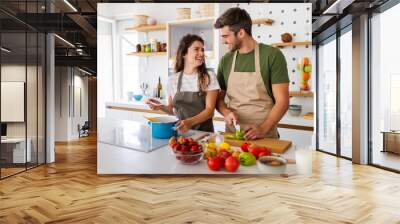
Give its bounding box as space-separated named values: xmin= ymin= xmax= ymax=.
xmin=146 ymin=34 xmax=219 ymax=133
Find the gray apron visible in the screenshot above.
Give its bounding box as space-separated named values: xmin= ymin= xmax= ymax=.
xmin=172 ymin=72 xmax=214 ymax=132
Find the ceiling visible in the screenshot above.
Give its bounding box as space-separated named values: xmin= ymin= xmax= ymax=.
xmin=0 ymin=0 xmax=392 ymax=75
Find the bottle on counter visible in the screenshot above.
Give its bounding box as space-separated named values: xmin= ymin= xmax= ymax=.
xmin=157 ymin=76 xmax=163 ymax=99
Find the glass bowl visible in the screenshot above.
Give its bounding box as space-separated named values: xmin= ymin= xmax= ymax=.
xmin=171 ymin=145 xmax=204 ymax=165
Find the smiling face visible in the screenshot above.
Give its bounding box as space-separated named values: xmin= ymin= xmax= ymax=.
xmin=220 ymin=26 xmax=244 ymax=52
xmin=183 ymin=40 xmax=205 ymax=68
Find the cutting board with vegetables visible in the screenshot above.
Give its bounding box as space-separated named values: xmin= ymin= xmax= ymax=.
xmin=208 ymin=133 xmax=292 ymax=154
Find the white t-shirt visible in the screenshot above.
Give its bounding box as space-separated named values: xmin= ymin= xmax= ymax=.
xmin=167 ymin=71 xmax=220 ymax=97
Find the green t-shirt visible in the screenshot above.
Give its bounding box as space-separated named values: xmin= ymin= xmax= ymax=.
xmin=217 ymin=43 xmax=289 ymax=102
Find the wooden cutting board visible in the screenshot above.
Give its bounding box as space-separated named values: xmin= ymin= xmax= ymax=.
xmin=208 ymin=133 xmax=292 ymax=154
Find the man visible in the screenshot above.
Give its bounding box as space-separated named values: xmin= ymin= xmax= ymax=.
xmin=214 ymin=7 xmax=289 ymax=140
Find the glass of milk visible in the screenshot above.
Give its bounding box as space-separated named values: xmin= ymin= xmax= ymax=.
xmin=295 ymin=145 xmax=313 ymax=175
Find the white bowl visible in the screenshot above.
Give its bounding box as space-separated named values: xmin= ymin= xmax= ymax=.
xmin=257 ymin=156 xmax=287 ymax=174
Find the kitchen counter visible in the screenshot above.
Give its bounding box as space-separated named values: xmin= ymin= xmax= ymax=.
xmin=106 ymin=101 xmax=314 ymax=131
xmin=97 ymin=118 xmax=298 ymax=175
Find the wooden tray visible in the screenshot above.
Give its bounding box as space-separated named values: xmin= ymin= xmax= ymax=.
xmin=208 ymin=134 xmax=292 ymax=154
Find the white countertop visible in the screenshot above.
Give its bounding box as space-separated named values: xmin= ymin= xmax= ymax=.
xmin=106 ymin=101 xmax=314 ymax=128
xmin=97 ymin=118 xmax=298 ymax=175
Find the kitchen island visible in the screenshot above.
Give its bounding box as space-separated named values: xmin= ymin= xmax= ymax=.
xmin=97 ymin=118 xmax=298 ymax=175
xmin=104 ymin=101 xmax=315 ymax=147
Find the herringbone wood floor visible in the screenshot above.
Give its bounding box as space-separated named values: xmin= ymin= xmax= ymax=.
xmin=1 ymin=135 xmax=400 ymax=224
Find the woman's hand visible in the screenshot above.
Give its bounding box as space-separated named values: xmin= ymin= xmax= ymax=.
xmin=175 ymin=119 xmax=193 ymax=133
xmin=145 ymin=98 xmax=163 ymax=110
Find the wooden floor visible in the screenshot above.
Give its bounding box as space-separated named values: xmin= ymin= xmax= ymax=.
xmin=1 ymin=135 xmax=400 ymax=224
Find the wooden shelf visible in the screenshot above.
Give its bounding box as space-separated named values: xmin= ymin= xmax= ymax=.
xmin=127 ymin=52 xmax=167 ymax=57
xmin=125 ymin=24 xmax=166 ymax=32
xmin=289 ymin=91 xmax=314 ymax=97
xmin=271 ymin=41 xmax=312 ymax=48
xmin=168 ymin=17 xmax=215 ymax=25
xmin=252 ymin=18 xmax=274 ymax=25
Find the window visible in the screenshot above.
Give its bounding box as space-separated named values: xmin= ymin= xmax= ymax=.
xmin=97 ymin=19 xmax=114 ymax=118
xmin=317 ymin=36 xmax=337 ymax=155
xmin=370 ymin=2 xmax=400 ymax=171
xmin=339 ymin=28 xmax=352 ymax=158
xmin=119 ymin=34 xmax=139 ymax=101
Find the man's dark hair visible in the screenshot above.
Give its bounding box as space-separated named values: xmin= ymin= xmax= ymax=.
xmin=214 ymin=7 xmax=252 ymax=36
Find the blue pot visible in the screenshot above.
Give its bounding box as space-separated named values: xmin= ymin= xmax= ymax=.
xmin=148 ymin=117 xmax=178 ymax=139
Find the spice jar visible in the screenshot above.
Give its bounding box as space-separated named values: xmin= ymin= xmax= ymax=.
xmin=156 ymin=42 xmax=161 ymax=52
xmin=161 ymin=43 xmax=167 ymax=52
xmin=150 ymin=38 xmax=157 ymax=52
xmin=136 ymin=44 xmax=141 ymax=53
xmin=146 ymin=43 xmax=151 ymax=52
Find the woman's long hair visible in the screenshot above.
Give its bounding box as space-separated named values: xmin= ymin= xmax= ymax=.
xmin=174 ymin=34 xmax=210 ymax=91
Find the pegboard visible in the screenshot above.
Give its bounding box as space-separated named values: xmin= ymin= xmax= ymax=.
xmin=234 ymin=3 xmax=313 ymax=92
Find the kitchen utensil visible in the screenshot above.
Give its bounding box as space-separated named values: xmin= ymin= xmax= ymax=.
xmin=172 ymin=146 xmax=203 ymax=164
xmin=233 ymin=121 xmax=240 ymax=131
xmin=288 ymin=108 xmax=302 ymax=116
xmin=140 ymin=82 xmax=149 ymax=96
xmin=288 ymin=105 xmax=302 ymax=116
xmin=257 ymin=157 xmax=287 ymax=174
xmin=148 ymin=116 xmax=178 ymax=139
xmin=208 ymin=133 xmax=292 ymax=154
xmin=133 ymin=95 xmax=143 ymax=101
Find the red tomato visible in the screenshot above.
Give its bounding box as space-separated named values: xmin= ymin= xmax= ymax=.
xmin=249 ymin=148 xmax=261 ymax=159
xmin=181 ymin=145 xmax=189 ymax=152
xmin=240 ymin=142 xmax=250 ymax=152
xmin=224 ymin=156 xmax=240 ymax=172
xmin=183 ymin=138 xmax=190 ymax=145
xmin=191 ymin=145 xmax=202 ymax=153
xmin=207 ymin=156 xmax=223 ymax=171
xmin=219 ymin=151 xmax=232 ymax=160
xmin=258 ymin=147 xmax=271 ymax=154
xmin=174 ymin=144 xmax=181 ymax=151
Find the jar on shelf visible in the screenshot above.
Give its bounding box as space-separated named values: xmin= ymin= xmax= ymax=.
xmin=156 ymin=42 xmax=161 ymax=52
xmin=136 ymin=44 xmax=141 ymax=53
xmin=141 ymin=44 xmax=146 ymax=52
xmin=161 ymin=43 xmax=167 ymax=52
xmin=145 ymin=43 xmax=151 ymax=53
xmin=150 ymin=38 xmax=158 ymax=52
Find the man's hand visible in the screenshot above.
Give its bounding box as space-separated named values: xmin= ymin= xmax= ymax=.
xmin=145 ymin=98 xmax=163 ymax=110
xmin=223 ymin=111 xmax=238 ymax=126
xmin=244 ymin=125 xmax=267 ymax=140
xmin=175 ymin=119 xmax=193 ymax=133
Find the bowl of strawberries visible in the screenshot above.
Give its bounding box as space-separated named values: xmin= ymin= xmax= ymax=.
xmin=168 ymin=136 xmax=204 ymax=164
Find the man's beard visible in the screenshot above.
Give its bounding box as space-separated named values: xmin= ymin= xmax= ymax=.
xmin=229 ymin=40 xmax=242 ymax=52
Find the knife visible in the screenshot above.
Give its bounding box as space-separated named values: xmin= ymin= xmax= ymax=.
xmin=233 ymin=120 xmax=240 ymax=131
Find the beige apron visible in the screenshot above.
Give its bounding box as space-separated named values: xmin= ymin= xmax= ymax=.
xmin=226 ymin=43 xmax=278 ymax=138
